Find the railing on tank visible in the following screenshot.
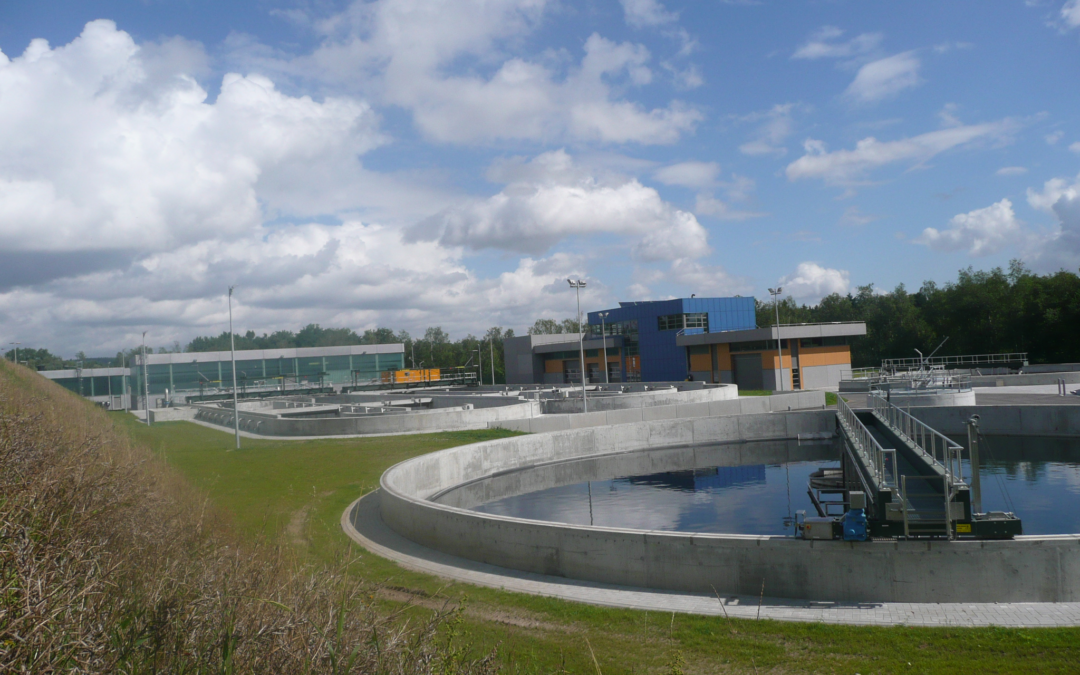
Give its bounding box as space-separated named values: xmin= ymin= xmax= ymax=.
xmin=836 ymin=396 xmax=897 ymax=489
xmin=881 ymin=352 xmax=1027 ymax=373
xmin=868 ymin=392 xmax=965 ymax=488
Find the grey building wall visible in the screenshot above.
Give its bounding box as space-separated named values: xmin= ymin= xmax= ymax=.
xmin=800 ymin=363 xmax=846 ymax=389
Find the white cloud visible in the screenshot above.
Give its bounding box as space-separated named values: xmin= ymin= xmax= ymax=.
xmin=1070 ymin=141 xmax=1080 ymax=153
xmin=996 ymin=166 xmax=1029 ymax=176
xmin=785 ymin=121 xmax=1014 ymax=186
xmin=792 ymin=26 xmax=882 ymax=60
xmin=738 ymin=103 xmax=796 ymax=156
xmin=0 ymin=21 xmax=451 ymax=262
xmin=694 ymin=194 xmax=766 ymax=220
xmin=915 ymin=199 xmax=1025 ymax=256
xmin=251 ymin=1 xmax=701 ymax=145
xmin=620 ymin=0 xmax=677 ymax=28
xmin=1046 ymin=130 xmax=1064 ymax=145
xmin=409 ymin=150 xmax=710 ymax=259
xmin=1027 ymin=173 xmax=1080 ymax=267
xmin=666 ymin=259 xmax=752 ymax=296
xmin=653 ymin=161 xmax=720 ymax=188
xmin=839 ymin=206 xmax=880 ymax=226
xmin=843 ymin=51 xmax=922 ymax=104
xmin=776 ymin=263 xmax=850 ymax=303
xmin=1063 ymin=0 xmax=1080 ymax=29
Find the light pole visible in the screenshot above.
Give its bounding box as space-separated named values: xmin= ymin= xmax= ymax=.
xmin=768 ymin=287 xmax=784 ymax=392
xmin=9 ymin=342 xmax=19 ymax=364
xmin=141 ymin=331 xmax=151 ymax=425
xmin=410 ymin=340 xmax=415 ymax=369
xmin=490 ymin=337 xmax=495 ymax=386
xmin=598 ymin=312 xmax=610 ymax=384
xmin=567 ymin=279 xmax=588 ymax=412
xmin=228 ymin=286 xmax=240 ymax=450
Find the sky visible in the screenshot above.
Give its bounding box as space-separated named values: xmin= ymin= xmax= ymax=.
xmin=1 ymin=0 xmax=1079 ymax=356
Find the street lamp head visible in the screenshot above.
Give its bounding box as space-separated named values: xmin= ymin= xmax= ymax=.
xmin=567 ymin=278 xmax=586 ymax=288
xmin=768 ymin=287 xmax=782 ymax=295
xmin=229 ymin=285 xmax=235 ymax=296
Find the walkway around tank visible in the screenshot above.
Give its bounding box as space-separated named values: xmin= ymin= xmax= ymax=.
xmin=343 ymin=491 xmax=1080 ymax=627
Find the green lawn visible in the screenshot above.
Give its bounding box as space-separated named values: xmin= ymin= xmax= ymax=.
xmin=115 ymin=415 xmax=1080 ymax=674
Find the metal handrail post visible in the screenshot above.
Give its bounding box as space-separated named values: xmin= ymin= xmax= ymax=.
xmin=943 ymin=475 xmax=952 ymax=540
xmin=901 ymin=475 xmax=910 ymax=539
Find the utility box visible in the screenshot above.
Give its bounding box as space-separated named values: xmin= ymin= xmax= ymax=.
xmin=803 ymin=517 xmax=836 ymax=540
xmin=849 ymin=491 xmax=867 ymax=510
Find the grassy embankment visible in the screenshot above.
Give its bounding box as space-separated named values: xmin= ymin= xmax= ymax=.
xmin=107 ymin=388 xmax=1079 ymax=673
xmin=0 ymin=361 xmax=497 ymax=673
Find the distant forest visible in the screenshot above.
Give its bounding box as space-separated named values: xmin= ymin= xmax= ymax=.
xmin=7 ymin=262 xmax=1079 ymax=376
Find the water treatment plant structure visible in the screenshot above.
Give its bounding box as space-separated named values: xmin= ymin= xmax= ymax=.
xmin=352 ymin=390 xmax=1080 ymax=607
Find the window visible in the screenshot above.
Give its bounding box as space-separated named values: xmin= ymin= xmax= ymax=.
xmin=800 ymin=337 xmax=823 ymax=348
xmin=658 ymin=313 xmax=709 ymax=331
xmin=684 ymin=313 xmax=708 ymax=330
xmin=824 ymin=336 xmax=849 ymax=347
xmin=658 ymin=314 xmax=682 ymax=331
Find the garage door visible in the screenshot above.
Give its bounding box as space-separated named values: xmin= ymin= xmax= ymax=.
xmin=732 ymin=353 xmax=764 ymax=391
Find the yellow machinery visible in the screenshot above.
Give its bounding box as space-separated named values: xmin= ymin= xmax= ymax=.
xmin=381 ymin=368 xmax=441 ymax=385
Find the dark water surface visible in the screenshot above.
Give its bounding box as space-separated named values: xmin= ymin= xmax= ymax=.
xmin=464 ymin=436 xmax=1080 ymax=536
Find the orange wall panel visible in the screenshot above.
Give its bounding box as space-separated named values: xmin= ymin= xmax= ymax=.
xmin=799 ymin=346 xmax=851 ymax=367
xmin=544 ymin=359 xmax=562 ymax=374
xmin=689 ymin=353 xmax=711 ymax=371
xmin=715 ymin=344 xmax=732 ymax=371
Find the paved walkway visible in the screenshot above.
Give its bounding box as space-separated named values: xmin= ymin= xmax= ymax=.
xmin=342 ymin=492 xmax=1080 ymax=627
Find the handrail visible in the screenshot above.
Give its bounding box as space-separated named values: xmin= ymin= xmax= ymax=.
xmin=882 ymin=352 xmax=1027 ymax=370
xmin=836 ymin=396 xmax=896 ymax=488
xmin=868 ymin=393 xmax=965 ymax=487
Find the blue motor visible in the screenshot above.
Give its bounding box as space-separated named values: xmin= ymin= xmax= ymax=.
xmin=841 ymin=491 xmax=868 ymax=542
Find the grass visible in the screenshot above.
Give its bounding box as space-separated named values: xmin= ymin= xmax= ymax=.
xmin=110 ymin=412 xmax=1080 ymax=673
xmin=740 ymin=389 xmax=840 ymax=406
xmin=0 ymin=362 xmax=498 ymax=673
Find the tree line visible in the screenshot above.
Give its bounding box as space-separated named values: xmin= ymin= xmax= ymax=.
xmin=8 ymin=262 xmax=1078 ymax=376
xmin=756 ymin=262 xmax=1080 ymax=367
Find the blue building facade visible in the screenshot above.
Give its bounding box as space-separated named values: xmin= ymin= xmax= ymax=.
xmin=586 ymin=297 xmax=756 ymax=382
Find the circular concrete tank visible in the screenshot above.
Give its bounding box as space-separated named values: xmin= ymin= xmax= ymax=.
xmin=882 ymin=388 xmax=976 ymax=407
xmin=374 ymin=411 xmax=1080 ymax=604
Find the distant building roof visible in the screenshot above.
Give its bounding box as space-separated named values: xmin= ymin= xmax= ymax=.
xmin=676 ymin=322 xmax=867 ymax=346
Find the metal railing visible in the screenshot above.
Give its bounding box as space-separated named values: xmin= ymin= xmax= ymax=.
xmin=869 ymin=393 xmax=964 ymax=487
xmin=882 ymin=352 xmax=1027 ymax=372
xmin=840 ymin=366 xmax=882 ymax=380
xmin=901 ymin=474 xmax=952 ymax=539
xmin=837 ymin=396 xmax=897 ymax=489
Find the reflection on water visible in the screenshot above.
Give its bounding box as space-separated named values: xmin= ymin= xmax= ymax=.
xmin=471 ymin=439 xmax=837 ymax=535
xmin=468 ymin=435 xmax=1080 ymax=536
xmin=954 ymin=435 xmax=1080 ymax=535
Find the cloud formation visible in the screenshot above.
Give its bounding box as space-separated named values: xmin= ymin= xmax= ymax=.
xmin=738 ymin=103 xmax=796 ymax=156
xmin=786 ymin=121 xmax=1013 ymax=186
xmin=777 ymin=262 xmax=850 ymax=303
xmin=792 ymin=26 xmax=882 ymax=60
xmin=916 ymin=199 xmax=1024 ymax=256
xmin=258 ymin=0 xmax=701 ymax=145
xmin=408 ymin=150 xmax=710 ymax=259
xmin=620 ymin=0 xmax=678 ymax=28
xmin=843 ymin=51 xmax=922 ymax=104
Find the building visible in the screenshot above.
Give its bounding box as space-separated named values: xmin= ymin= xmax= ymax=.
xmin=505 ymin=296 xmax=866 ymax=389
xmin=676 ymin=321 xmax=866 ymax=390
xmin=42 ymin=343 xmax=404 ymax=410
xmin=41 ymin=366 xmax=131 ymax=410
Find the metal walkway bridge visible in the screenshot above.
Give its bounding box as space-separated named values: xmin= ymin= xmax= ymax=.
xmin=815 ymin=395 xmax=1021 ymax=539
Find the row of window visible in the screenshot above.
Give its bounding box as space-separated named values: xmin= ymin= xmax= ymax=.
xmin=657 ymin=313 xmax=708 ymax=331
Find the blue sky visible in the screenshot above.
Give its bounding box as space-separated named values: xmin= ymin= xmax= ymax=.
xmin=1 ymin=0 xmax=1079 ymax=354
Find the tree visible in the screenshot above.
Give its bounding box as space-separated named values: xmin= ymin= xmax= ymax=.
xmin=527 ymin=319 xmax=563 ymax=335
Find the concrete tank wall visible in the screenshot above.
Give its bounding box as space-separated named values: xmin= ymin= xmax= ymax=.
xmin=377 ymin=410 xmax=1080 ymax=603
xmin=195 ymin=399 xmax=541 ymax=436
xmin=541 ymin=383 xmax=737 ymax=414
xmin=492 ymin=390 xmax=824 ymax=433
xmin=908 ymin=405 xmax=1080 ymax=437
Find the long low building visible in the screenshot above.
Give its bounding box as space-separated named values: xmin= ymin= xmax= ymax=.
xmin=42 ymin=343 xmax=405 ymax=410
xmin=505 ymin=295 xmax=865 ymax=390
xmin=676 ymin=321 xmax=866 ymax=390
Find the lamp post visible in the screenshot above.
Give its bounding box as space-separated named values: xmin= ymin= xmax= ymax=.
xmin=598 ymin=312 xmax=610 ymax=384
xmin=474 ymin=347 xmax=483 ymax=386
xmin=490 ymin=337 xmax=495 ymax=386
xmin=9 ymin=342 xmax=19 ymax=364
xmin=768 ymin=287 xmax=784 ymax=392
xmin=228 ymin=286 xmax=240 ymax=450
xmin=141 ymin=331 xmax=151 ymax=425
xmin=567 ymin=279 xmax=588 ymax=412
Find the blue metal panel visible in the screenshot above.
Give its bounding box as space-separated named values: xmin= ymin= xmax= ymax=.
xmin=587 ymin=296 xmax=757 ymax=382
